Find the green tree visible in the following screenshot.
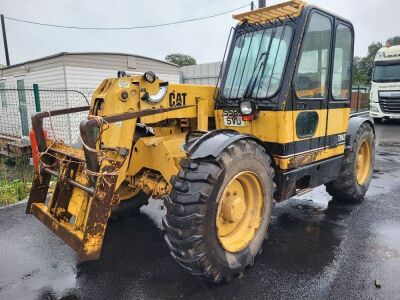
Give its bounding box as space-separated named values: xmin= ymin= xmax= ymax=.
xmin=352 ymin=56 xmax=373 ymax=86
xmin=367 ymin=42 xmax=382 ymax=58
xmin=352 ymin=56 xmax=368 ymax=86
xmin=165 ymin=53 xmax=196 ymax=66
xmin=352 ymin=41 xmax=383 ymax=86
xmin=386 ymin=36 xmax=400 ymax=46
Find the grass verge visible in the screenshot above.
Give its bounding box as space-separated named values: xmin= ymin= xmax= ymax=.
xmin=0 ymin=155 xmax=32 ymax=206
xmin=0 ymin=180 xmax=31 ymax=206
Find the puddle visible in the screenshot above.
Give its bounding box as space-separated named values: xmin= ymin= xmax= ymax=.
xmin=140 ymin=198 xmax=166 ymax=230
xmin=377 ymin=152 xmax=397 ymax=157
xmin=379 ymin=140 xmax=400 ymax=148
xmin=375 ymin=221 xmax=400 ymax=255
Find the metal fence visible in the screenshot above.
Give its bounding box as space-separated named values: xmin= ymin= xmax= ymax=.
xmin=0 ymin=85 xmax=95 ymax=153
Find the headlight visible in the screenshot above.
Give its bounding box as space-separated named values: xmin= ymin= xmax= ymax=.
xmin=239 ymin=100 xmax=253 ymax=115
xmin=143 ymin=71 xmax=156 ymax=83
xmin=370 ymin=106 xmax=379 ymax=112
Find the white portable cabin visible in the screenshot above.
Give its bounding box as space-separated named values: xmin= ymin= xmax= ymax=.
xmin=0 ymin=52 xmax=180 ymax=151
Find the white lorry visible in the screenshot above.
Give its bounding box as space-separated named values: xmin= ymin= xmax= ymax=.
xmin=369 ymin=45 xmax=400 ymax=122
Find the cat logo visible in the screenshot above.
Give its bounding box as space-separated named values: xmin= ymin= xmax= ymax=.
xmin=169 ymin=91 xmax=187 ymax=107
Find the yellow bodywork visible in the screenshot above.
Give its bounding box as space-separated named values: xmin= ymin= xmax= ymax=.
xmin=89 ymin=76 xmax=216 ymax=199
xmin=26 ymin=74 xmax=350 ymax=262
xmin=215 ymin=108 xmax=350 ymax=170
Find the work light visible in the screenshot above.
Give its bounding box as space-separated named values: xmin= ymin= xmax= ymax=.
xmin=239 ymin=100 xmax=253 ymax=115
xmin=144 ymin=71 xmax=156 ymax=83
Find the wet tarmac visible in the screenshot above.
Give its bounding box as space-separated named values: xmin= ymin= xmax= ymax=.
xmin=1 ymin=123 xmax=400 ymax=300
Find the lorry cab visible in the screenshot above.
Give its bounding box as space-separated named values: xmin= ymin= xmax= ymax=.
xmin=370 ymin=45 xmax=400 ymax=122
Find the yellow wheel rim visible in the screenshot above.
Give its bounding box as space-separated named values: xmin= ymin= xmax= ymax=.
xmin=356 ymin=139 xmax=371 ymax=185
xmin=216 ymin=171 xmax=264 ymax=252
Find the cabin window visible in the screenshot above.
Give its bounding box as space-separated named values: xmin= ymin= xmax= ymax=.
xmin=222 ymin=25 xmax=293 ymax=100
xmin=296 ymin=111 xmax=319 ymax=138
xmin=373 ymin=63 xmax=400 ymax=82
xmin=332 ymin=24 xmax=352 ymax=99
xmin=295 ymin=13 xmax=332 ymax=99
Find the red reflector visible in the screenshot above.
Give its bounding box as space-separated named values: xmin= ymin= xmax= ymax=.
xmin=242 ymin=115 xmax=254 ymax=121
xmin=30 ymin=129 xmax=47 ymax=170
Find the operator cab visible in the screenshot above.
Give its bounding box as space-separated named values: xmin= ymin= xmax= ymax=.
xmin=214 ymin=0 xmax=356 ymax=200
xmin=217 ymin=0 xmax=354 ymax=114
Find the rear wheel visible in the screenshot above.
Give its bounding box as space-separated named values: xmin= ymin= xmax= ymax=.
xmin=325 ymin=122 xmax=375 ymax=202
xmin=163 ymin=140 xmax=275 ymax=282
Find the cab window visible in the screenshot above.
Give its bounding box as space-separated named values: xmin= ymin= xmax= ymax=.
xmin=295 ymin=13 xmax=332 ymax=99
xmin=332 ymin=24 xmax=352 ymax=99
xmin=222 ymin=25 xmax=293 ymax=100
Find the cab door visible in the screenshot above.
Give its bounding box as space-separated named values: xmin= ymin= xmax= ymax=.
xmin=292 ymin=11 xmax=334 ymax=157
xmin=326 ymin=21 xmax=353 ymax=146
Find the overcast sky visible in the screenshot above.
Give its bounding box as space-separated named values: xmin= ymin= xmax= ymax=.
xmin=0 ymin=0 xmax=399 ymax=66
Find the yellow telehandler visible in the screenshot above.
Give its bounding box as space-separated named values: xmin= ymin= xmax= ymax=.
xmin=27 ymin=0 xmax=375 ymax=282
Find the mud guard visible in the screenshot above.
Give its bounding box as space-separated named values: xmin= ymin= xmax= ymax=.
xmin=346 ymin=116 xmax=375 ymax=149
xmin=185 ymin=129 xmax=268 ymax=160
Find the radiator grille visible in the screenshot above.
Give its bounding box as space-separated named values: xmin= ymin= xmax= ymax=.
xmin=379 ymin=91 xmax=400 ymax=114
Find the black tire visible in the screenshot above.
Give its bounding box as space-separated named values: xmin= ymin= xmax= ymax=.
xmin=163 ymin=140 xmax=275 ymax=282
xmin=325 ymin=122 xmax=375 ymax=203
xmin=373 ymin=118 xmax=382 ymax=124
xmin=110 ymin=191 xmax=149 ymax=220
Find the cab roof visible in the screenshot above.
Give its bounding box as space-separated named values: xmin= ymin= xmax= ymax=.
xmin=376 ymin=45 xmax=400 ymax=62
xmin=233 ymin=0 xmax=306 ymax=24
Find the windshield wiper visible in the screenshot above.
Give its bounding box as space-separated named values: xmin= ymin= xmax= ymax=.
xmin=242 ymin=52 xmax=268 ymax=99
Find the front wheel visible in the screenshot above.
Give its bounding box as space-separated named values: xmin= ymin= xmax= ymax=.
xmin=163 ymin=140 xmax=275 ymax=282
xmin=325 ymin=122 xmax=375 ymax=202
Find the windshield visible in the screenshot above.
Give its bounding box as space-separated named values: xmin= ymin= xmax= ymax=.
xmin=373 ymin=63 xmax=400 ymax=82
xmin=222 ymin=25 xmax=293 ymax=100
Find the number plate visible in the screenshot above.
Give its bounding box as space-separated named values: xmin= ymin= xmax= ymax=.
xmin=223 ymin=109 xmax=244 ymax=127
xmin=390 ymin=115 xmax=400 ymax=119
